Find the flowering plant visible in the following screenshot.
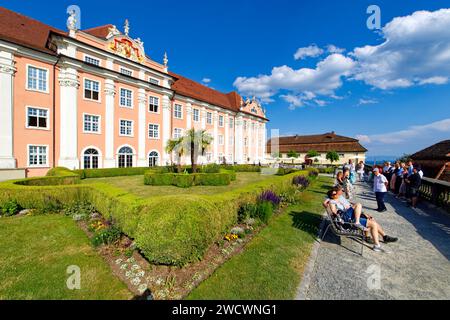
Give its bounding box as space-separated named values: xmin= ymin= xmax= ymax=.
xmin=292 ymin=175 xmax=310 ymax=188
xmin=258 ymin=190 xmax=281 ymax=207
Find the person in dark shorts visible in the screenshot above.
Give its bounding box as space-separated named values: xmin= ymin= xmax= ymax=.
xmin=406 ymin=166 xmax=422 ymax=208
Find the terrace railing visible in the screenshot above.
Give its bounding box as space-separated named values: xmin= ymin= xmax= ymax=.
xmin=419 ymin=177 xmax=450 ymax=212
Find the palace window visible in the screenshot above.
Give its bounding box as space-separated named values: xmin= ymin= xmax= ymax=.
xmin=148 ymin=123 xmax=159 ymax=139
xmin=120 ymin=88 xmax=133 ymax=108
xmin=28 ymin=145 xmax=47 ymax=167
xmin=174 ymin=104 xmax=183 ymax=119
xmin=149 ymin=96 xmax=159 ymax=113
xmin=84 ymin=56 xmax=100 ymax=66
xmin=229 ymin=118 xmax=234 ymax=129
xmin=206 ymin=153 xmax=212 ymax=162
xmin=27 ymin=66 xmax=47 ymax=92
xmin=83 ymin=148 xmax=99 ymax=169
xmin=243 ymin=120 xmax=247 ymax=130
xmin=120 ymin=67 xmax=133 ymax=77
xmin=173 ymin=128 xmax=183 ymax=139
xmin=229 ymin=136 xmax=234 ymax=146
xmin=119 ymin=120 xmax=133 ymax=136
xmin=244 ymin=137 xmax=248 ymax=146
xmin=27 ymin=107 xmax=48 ymax=129
xmin=149 ymin=151 xmax=159 ymax=167
xmin=84 ymin=79 xmax=100 ymax=101
xmin=219 ymin=115 xmax=224 ymax=127
xmin=83 ymin=114 xmax=100 ymax=133
xmin=218 ymin=135 xmax=224 ymax=146
xmin=193 ymin=109 xmax=200 ymax=122
xmin=118 ymin=146 xmax=133 ymax=168
xmin=206 ymin=112 xmax=213 ymax=125
xmin=149 ymin=77 xmax=160 ymax=85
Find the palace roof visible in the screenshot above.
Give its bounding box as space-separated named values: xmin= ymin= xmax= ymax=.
xmin=411 ymin=140 xmax=450 ymax=161
xmin=267 ymin=132 xmax=367 ymax=153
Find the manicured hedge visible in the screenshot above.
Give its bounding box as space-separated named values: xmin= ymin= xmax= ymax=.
xmin=220 ymin=164 xmax=262 ymax=172
xmin=0 ymin=167 xmax=305 ymax=266
xmin=144 ymin=169 xmax=235 ymax=188
xmin=73 ymin=167 xmax=150 ymax=179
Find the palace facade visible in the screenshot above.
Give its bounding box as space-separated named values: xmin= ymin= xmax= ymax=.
xmin=0 ymin=7 xmax=268 ymax=177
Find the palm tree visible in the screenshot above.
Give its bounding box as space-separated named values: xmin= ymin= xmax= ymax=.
xmin=185 ymin=128 xmax=213 ymax=173
xmin=165 ymin=137 xmax=186 ymax=173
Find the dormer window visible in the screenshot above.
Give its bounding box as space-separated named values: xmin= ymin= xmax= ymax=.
xmin=149 ymin=77 xmax=160 ymax=85
xmin=84 ymin=55 xmax=100 ymax=66
xmin=120 ymin=67 xmax=133 ymax=77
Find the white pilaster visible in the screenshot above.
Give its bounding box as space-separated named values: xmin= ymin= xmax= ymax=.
xmin=186 ymin=103 xmax=192 ymax=129
xmin=58 ymin=67 xmax=80 ymax=169
xmin=162 ymin=95 xmax=171 ymax=165
xmin=255 ymin=122 xmax=259 ymax=163
xmin=103 ymin=79 xmax=116 ymax=168
xmin=224 ymin=115 xmax=229 ymax=164
xmin=213 ymin=111 xmax=218 ymax=163
xmin=0 ymin=51 xmax=16 ymax=168
xmin=247 ymin=120 xmax=252 ymax=163
xmin=235 ymin=116 xmax=244 ymax=164
xmin=137 ymin=88 xmax=147 ymax=167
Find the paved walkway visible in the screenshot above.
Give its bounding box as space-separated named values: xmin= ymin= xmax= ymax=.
xmin=298 ymin=182 xmax=450 ymax=300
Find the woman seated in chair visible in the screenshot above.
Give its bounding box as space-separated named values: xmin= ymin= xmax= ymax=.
xmin=325 ymin=187 xmax=398 ymax=252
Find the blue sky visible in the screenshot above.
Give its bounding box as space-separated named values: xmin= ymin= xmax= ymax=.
xmin=3 ymin=0 xmax=450 ymax=157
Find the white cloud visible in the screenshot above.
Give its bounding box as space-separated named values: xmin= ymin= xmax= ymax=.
xmin=327 ymin=44 xmax=345 ymax=54
xmin=351 ymin=8 xmax=450 ymax=89
xmin=234 ymin=53 xmax=355 ymax=105
xmin=356 ymin=118 xmax=450 ymax=145
xmin=293 ymin=44 xmax=323 ymax=60
xmin=358 ymin=98 xmax=378 ymax=105
xmin=202 ymin=78 xmax=211 ymax=84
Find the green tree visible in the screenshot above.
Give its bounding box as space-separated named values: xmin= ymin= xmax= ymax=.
xmin=286 ymin=150 xmax=299 ymax=158
xmin=185 ymin=129 xmax=213 ymax=173
xmin=307 ymin=150 xmax=319 ymax=158
xmin=165 ymin=137 xmax=186 ymax=173
xmin=326 ymin=151 xmax=340 ymax=164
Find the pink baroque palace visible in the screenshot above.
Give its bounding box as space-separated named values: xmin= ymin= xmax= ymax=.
xmin=0 ymin=7 xmax=268 ymax=177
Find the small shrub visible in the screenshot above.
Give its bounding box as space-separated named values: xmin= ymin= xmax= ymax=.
xmin=307 ymin=168 xmax=319 ymax=178
xmin=201 ymin=164 xmax=221 ymax=174
xmin=63 ymin=200 xmax=95 ymax=221
xmin=92 ymin=225 xmax=122 ymax=247
xmin=258 ymin=190 xmax=281 ymax=207
xmin=1 ymin=199 xmax=21 ymax=216
xmin=254 ymin=201 xmax=273 ymax=224
xmin=237 ymin=202 xmax=257 ymax=223
xmin=292 ymin=175 xmax=310 ymax=188
xmin=279 ymin=185 xmax=302 ymax=205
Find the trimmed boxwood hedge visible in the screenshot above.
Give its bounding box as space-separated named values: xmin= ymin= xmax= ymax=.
xmin=144 ymin=169 xmax=235 ymax=188
xmin=73 ymin=167 xmax=150 ymax=179
xmin=0 ymin=167 xmax=305 ymax=266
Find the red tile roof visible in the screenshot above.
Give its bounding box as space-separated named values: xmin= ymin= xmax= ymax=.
xmin=267 ymin=132 xmax=367 ymax=153
xmin=411 ymin=140 xmax=450 ymax=161
xmin=82 ymin=24 xmax=113 ymax=39
xmin=0 ymin=6 xmax=64 ymax=54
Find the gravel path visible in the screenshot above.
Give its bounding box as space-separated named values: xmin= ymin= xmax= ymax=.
xmin=298 ymin=182 xmax=450 ymax=300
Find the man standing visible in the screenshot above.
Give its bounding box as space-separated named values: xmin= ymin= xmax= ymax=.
xmin=373 ymin=168 xmax=388 ymax=212
xmin=406 ymin=166 xmax=422 ymax=208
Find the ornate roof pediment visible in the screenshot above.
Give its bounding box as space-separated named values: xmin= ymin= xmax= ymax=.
xmin=107 ymin=35 xmax=146 ymax=63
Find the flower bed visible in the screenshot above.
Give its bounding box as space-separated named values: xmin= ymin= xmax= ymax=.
xmin=0 ymin=167 xmax=309 ymax=266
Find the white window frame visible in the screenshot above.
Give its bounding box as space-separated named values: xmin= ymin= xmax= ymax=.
xmin=229 ymin=135 xmax=234 ymax=146
xmin=26 ymin=64 xmax=49 ymax=94
xmin=25 ymin=106 xmax=50 ymax=130
xmin=148 ymin=96 xmax=160 ymax=113
xmin=83 ymin=113 xmax=102 ymax=134
xmin=219 ymin=115 xmax=224 ymax=127
xmin=229 ymin=117 xmax=234 ymax=129
xmin=173 ymin=128 xmax=183 ymax=139
xmin=148 ymin=123 xmax=160 ymax=139
xmin=83 ymin=54 xmax=101 ymax=67
xmin=218 ymin=135 xmax=224 ymax=146
xmin=81 ymin=146 xmax=103 ymax=169
xmin=27 ymin=144 xmax=49 ymax=168
xmin=148 ymin=77 xmax=160 ymax=85
xmin=119 ymin=119 xmax=134 ymax=137
xmin=206 ymin=152 xmax=213 ymax=162
xmin=83 ymin=78 xmax=101 ymax=103
xmin=174 ymin=104 xmax=183 ymax=119
xmin=119 ymin=88 xmax=134 ymax=108
xmin=120 ymin=67 xmax=134 ymax=77
xmin=193 ymin=109 xmax=200 ymax=122
xmin=206 ymin=112 xmax=213 ymax=125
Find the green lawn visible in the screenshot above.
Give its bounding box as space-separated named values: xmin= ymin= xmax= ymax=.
xmin=82 ymin=172 xmax=272 ymax=198
xmin=0 ymin=214 xmax=132 ymax=300
xmin=187 ymin=176 xmax=333 ymax=300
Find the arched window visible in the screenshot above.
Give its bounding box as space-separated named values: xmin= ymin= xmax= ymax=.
xmin=148 ymin=151 xmax=159 ymax=167
xmin=83 ymin=148 xmax=99 ymax=169
xmin=118 ymin=146 xmax=133 ymax=168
